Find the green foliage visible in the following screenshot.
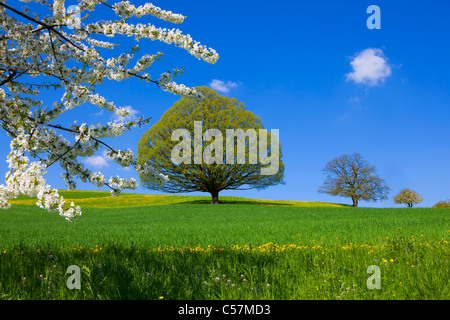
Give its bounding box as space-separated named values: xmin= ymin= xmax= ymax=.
xmin=137 ymin=86 xmax=284 ymax=203
xmin=393 ymin=188 xmax=423 ymax=207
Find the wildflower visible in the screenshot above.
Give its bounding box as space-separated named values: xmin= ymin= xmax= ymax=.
xmin=215 ymin=277 xmax=220 ymax=281
xmin=159 ymin=296 xmax=164 ymax=300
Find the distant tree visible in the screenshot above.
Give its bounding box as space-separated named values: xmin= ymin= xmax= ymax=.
xmin=318 ymin=153 xmax=390 ymax=207
xmin=393 ymin=188 xmax=423 ymax=207
xmin=432 ymin=200 xmax=450 ymax=208
xmin=137 ymin=87 xmax=285 ymax=204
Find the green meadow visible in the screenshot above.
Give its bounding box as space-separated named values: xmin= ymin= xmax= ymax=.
xmin=0 ymin=191 xmax=448 ymax=300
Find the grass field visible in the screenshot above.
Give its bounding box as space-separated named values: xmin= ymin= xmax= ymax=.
xmin=0 ymin=191 xmax=449 ymax=300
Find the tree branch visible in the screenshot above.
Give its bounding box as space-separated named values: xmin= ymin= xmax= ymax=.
xmin=0 ymin=2 xmax=84 ymax=52
xmin=0 ymin=70 xmax=17 ymax=87
xmin=45 ymin=139 xmax=80 ymax=168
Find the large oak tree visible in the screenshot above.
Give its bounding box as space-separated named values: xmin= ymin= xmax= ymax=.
xmin=137 ymin=87 xmax=285 ymax=204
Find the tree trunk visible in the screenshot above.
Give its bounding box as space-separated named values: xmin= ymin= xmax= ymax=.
xmin=351 ymin=196 xmax=358 ymax=207
xmin=211 ymin=191 xmax=219 ymax=204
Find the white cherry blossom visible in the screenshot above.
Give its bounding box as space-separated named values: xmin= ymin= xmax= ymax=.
xmin=0 ymin=0 xmax=219 ymax=220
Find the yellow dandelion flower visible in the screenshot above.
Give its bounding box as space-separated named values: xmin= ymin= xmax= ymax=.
xmin=159 ymin=296 xmax=164 ymax=300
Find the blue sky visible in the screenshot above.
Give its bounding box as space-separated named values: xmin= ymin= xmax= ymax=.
xmin=1 ymin=0 xmax=449 ymax=207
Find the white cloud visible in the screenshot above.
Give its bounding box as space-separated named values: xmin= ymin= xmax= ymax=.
xmin=113 ymin=105 xmax=139 ymax=122
xmin=91 ymin=109 xmax=104 ymax=117
xmin=85 ymin=155 xmax=109 ymax=168
xmin=209 ymin=79 xmax=238 ymax=93
xmin=85 ymin=150 xmax=132 ymax=170
xmin=346 ymin=48 xmax=391 ymax=86
xmin=85 ymin=150 xmax=112 ymax=169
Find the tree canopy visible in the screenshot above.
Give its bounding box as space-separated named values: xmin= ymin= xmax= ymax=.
xmin=393 ymin=188 xmax=423 ymax=207
xmin=137 ymin=86 xmax=285 ymax=203
xmin=318 ymin=152 xmax=390 ymax=207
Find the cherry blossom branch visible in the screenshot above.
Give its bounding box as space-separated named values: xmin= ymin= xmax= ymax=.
xmin=0 ymin=2 xmax=84 ymax=51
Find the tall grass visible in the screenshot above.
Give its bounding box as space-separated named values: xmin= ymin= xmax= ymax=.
xmin=1 ymin=238 xmax=448 ymax=300
xmin=0 ymin=197 xmax=449 ymax=300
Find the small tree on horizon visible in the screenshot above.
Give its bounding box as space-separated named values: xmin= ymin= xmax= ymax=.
xmin=393 ymin=188 xmax=423 ymax=207
xmin=318 ymin=153 xmax=390 ymax=207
